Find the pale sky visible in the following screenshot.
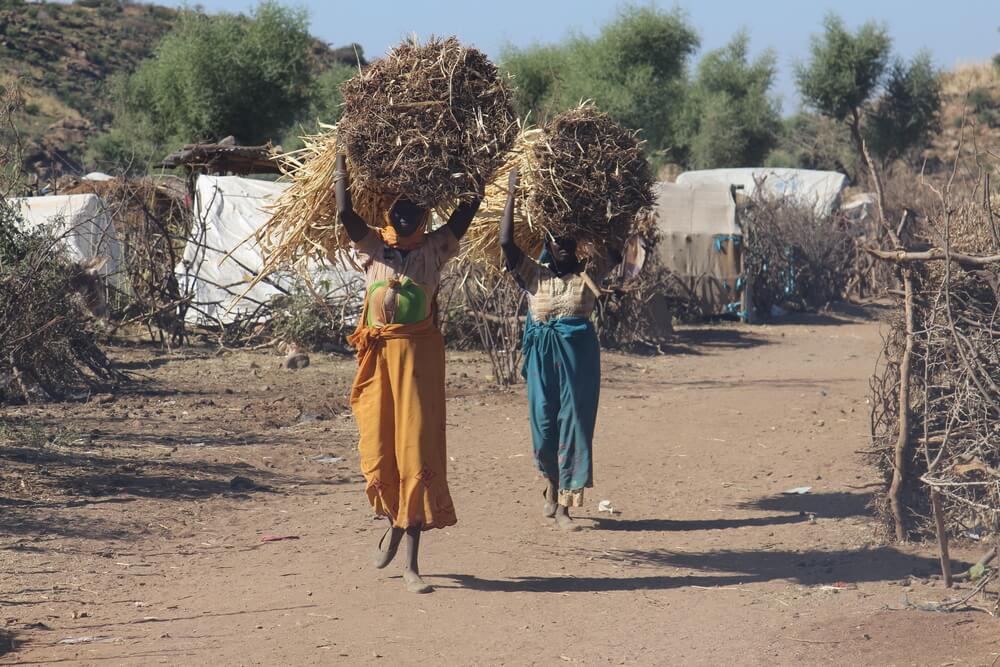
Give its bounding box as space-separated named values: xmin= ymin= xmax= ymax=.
xmin=157 ymin=0 xmax=999 ymax=113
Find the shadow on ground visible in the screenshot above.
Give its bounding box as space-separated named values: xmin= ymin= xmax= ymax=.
xmin=437 ymin=546 xmax=964 ymax=594
xmin=738 ymin=491 xmax=875 ymax=519
xmin=0 ymin=629 xmax=14 ymax=657
xmin=592 ymin=514 xmax=807 ymax=532
xmin=591 ymin=492 xmax=873 ymax=533
xmin=659 ymin=327 xmax=770 ymax=356
xmin=760 ymin=301 xmax=894 ymax=328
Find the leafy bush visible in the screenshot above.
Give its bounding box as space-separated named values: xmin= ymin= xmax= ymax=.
xmin=89 ymin=1 xmax=313 ymax=169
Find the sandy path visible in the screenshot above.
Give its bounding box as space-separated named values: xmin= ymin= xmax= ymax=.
xmin=2 ymin=307 xmax=997 ymax=666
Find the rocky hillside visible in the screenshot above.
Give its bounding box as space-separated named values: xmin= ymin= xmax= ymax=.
xmin=0 ymin=0 xmax=360 ymax=179
xmin=925 ymin=62 xmax=1000 ymax=170
xmin=1 ymin=1 xmax=181 ymax=175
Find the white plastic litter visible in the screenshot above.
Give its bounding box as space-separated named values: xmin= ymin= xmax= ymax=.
xmin=598 ymin=500 xmax=616 ymax=514
xmin=308 ymin=454 xmax=344 ymax=464
xmin=782 ymin=486 xmax=812 ymax=495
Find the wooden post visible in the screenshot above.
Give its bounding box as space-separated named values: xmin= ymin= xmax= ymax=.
xmin=930 ymin=489 xmax=953 ymax=587
xmin=888 ymin=269 xmax=914 ymax=541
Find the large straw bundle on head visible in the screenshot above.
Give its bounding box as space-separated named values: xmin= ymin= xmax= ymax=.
xmin=464 ymin=105 xmax=655 ymax=271
xmin=255 ymin=37 xmax=518 ymax=279
xmin=338 ymin=36 xmax=518 ymax=209
xmin=526 ymin=104 xmax=654 ymax=257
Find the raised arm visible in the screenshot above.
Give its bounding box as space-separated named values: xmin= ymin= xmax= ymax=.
xmin=499 ymin=167 xmax=523 ymax=270
xmin=445 ymin=177 xmax=485 ymax=241
xmin=335 ymin=155 xmax=371 ymax=243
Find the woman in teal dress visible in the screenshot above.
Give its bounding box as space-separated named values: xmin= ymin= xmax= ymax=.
xmin=499 ymin=167 xmax=616 ymax=531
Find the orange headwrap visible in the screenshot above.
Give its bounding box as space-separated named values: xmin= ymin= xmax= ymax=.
xmin=376 ymin=197 xmax=430 ymax=251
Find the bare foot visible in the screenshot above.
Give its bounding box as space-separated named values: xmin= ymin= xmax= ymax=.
xmin=542 ymin=481 xmax=557 ymax=518
xmin=554 ymin=507 xmax=581 ymax=532
xmin=403 ymin=569 xmax=433 ymax=594
xmin=373 ymin=524 xmax=403 ymax=569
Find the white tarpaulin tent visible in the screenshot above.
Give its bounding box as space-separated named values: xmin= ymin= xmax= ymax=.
xmin=676 ymin=168 xmax=848 ymax=217
xmin=654 ymin=182 xmax=743 ymax=316
xmin=176 ymin=175 xmax=363 ymax=326
xmin=9 ymin=193 xmax=124 ymax=286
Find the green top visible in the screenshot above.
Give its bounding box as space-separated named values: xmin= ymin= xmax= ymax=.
xmin=366 ymin=277 xmax=429 ymax=326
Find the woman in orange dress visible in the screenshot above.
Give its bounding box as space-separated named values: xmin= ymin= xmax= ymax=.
xmin=336 ymin=154 xmax=481 ymax=593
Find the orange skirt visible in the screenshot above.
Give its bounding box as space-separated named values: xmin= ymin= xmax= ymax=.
xmin=347 ymin=316 xmax=456 ymax=530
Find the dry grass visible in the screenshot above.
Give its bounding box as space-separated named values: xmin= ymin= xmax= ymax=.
xmin=458 ymin=128 xmax=545 ymax=271
xmin=941 ymin=62 xmax=1000 ymax=98
xmin=254 ymin=127 xmax=390 ymax=274
xmin=527 ymin=105 xmax=654 ymax=257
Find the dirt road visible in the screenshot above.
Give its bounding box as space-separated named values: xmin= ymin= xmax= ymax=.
xmin=1 ymin=305 xmax=997 ymax=666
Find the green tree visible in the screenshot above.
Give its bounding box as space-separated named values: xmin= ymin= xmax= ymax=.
xmin=680 ymin=32 xmax=781 ymax=169
xmin=277 ymin=62 xmax=356 ymax=152
xmin=796 ymin=15 xmax=891 ymax=156
xmin=796 ymin=15 xmax=940 ymax=174
xmin=866 ymin=53 xmax=941 ymax=168
xmin=502 ymin=5 xmax=699 ymax=162
xmin=88 ymin=1 xmax=313 ymax=170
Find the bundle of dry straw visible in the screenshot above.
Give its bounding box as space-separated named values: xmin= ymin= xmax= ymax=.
xmin=458 ymin=128 xmax=545 ymax=271
xmin=528 ymin=105 xmax=654 ymax=256
xmin=256 ymin=36 xmax=518 ymax=277
xmin=338 ymin=36 xmax=518 ymax=209
xmin=254 ymin=126 xmax=385 ymax=274
xmin=467 ymin=104 xmax=655 ymax=270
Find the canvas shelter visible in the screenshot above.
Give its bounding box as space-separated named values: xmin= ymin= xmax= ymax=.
xmin=676 ymin=168 xmax=848 ymax=217
xmin=176 ymin=175 xmax=363 ymax=326
xmin=654 ymin=182 xmax=743 ymax=315
xmin=654 ymin=181 xmax=743 ymax=317
xmin=8 ymin=193 xmax=124 ymax=287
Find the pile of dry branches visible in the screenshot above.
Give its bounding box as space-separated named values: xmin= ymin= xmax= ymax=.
xmin=742 ymin=191 xmax=858 ymax=316
xmin=0 ymin=79 xmax=119 ymax=401
xmin=870 ymin=189 xmax=1000 ymax=542
xmin=65 ymin=178 xmax=189 ymax=343
xmin=592 ymin=217 xmax=677 ymax=350
xmin=338 ymin=37 xmax=517 ymax=209
xmin=0 ymin=204 xmax=122 ymax=402
xmin=595 ymin=260 xmax=676 ymax=351
xmin=458 ymin=266 xmax=526 ymax=386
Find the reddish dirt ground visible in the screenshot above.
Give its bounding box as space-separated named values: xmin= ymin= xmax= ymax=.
xmin=1 ymin=304 xmax=998 ymax=666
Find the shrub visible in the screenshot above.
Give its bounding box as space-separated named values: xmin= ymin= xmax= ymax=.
xmin=0 ymin=203 xmax=121 ymax=401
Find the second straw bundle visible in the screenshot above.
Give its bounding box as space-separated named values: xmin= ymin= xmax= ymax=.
xmin=467 ymin=104 xmax=656 ymax=269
